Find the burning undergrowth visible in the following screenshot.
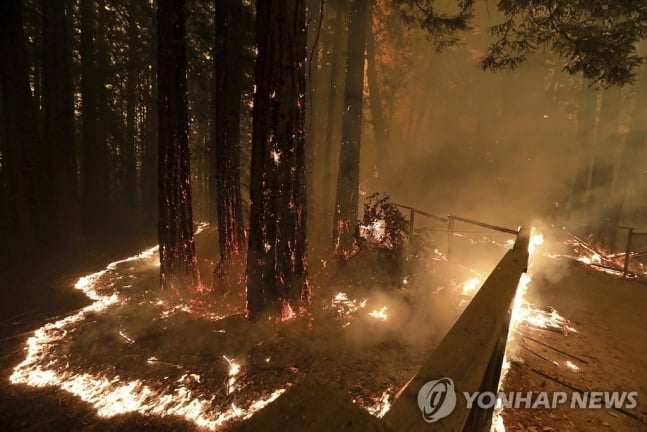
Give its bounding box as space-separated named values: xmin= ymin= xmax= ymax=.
xmin=10 ymin=224 xmax=492 ymax=430
xmin=13 ymin=217 xmax=586 ymax=431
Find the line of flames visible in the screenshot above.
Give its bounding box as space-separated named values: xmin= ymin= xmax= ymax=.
xmin=10 ymin=224 xmax=288 ymax=430
xmin=11 ymin=223 xmax=579 ymax=429
xmin=491 ymin=229 xmax=581 ymax=431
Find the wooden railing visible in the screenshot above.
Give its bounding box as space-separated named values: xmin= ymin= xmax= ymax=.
xmin=382 ymin=229 xmax=529 ymax=431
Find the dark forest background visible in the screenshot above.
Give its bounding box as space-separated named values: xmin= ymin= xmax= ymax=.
xmin=2 ymin=0 xmax=647 ymax=317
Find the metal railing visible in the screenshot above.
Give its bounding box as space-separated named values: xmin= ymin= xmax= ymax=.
xmin=392 ymin=203 xmax=520 ymax=261
xmin=617 ymin=226 xmax=647 ymax=278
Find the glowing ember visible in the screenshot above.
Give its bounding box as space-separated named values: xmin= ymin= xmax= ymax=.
xmin=578 ymin=253 xmax=601 ymax=265
xmin=118 ymin=330 xmax=135 ymax=345
xmin=359 ymin=219 xmax=388 ymax=245
xmin=331 ymin=292 xmax=368 ymax=319
xmin=10 ymin=238 xmax=287 ymax=430
xmin=364 ymin=389 xmax=392 ymax=418
xmin=462 ymin=277 xmax=481 ymax=295
xmin=223 ymin=355 xmax=242 ymax=395
xmin=565 ymin=360 xmax=580 ymax=372
xmin=519 ymin=305 xmax=577 ymax=334
xmin=368 ymin=306 xmax=388 ymax=320
xmin=281 ymin=301 xmax=296 ymax=321
xmin=432 ymin=248 xmax=447 ymax=261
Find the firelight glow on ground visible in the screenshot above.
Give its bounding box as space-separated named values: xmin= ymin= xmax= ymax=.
xmin=490 ymin=229 xmax=580 ymax=431
xmin=9 ymin=225 xmax=583 ymax=430
xmin=9 ymin=226 xmax=290 ymax=430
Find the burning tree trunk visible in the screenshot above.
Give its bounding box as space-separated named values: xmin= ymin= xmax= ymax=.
xmin=157 ymin=0 xmax=200 ymax=294
xmin=246 ymin=0 xmax=308 ymax=319
xmin=213 ymin=0 xmax=245 ymax=262
xmin=332 ymin=0 xmax=370 ymax=261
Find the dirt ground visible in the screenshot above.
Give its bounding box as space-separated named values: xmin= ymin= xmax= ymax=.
xmin=499 ymin=255 xmax=647 ymax=432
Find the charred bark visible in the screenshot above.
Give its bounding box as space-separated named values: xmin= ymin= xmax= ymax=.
xmin=332 ymin=0 xmax=369 ymax=261
xmin=246 ymin=0 xmax=308 ymax=319
xmin=157 ymin=0 xmax=200 ymax=294
xmin=213 ymin=0 xmax=245 ymax=262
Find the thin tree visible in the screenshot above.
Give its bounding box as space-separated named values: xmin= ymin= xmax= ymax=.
xmin=246 ymin=0 xmax=308 ymax=319
xmin=157 ymin=0 xmax=200 ymax=294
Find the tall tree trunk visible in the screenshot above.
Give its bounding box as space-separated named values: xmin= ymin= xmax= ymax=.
xmin=617 ymin=69 xmax=647 ymax=226
xmin=213 ymin=0 xmax=245 ymax=261
xmin=142 ymin=9 xmax=159 ymax=224
xmin=569 ymin=86 xmax=598 ymax=216
xmin=321 ymin=1 xmax=346 ymax=227
xmin=42 ymin=0 xmax=81 ymax=247
xmin=597 ymin=74 xmax=647 ymax=248
xmin=366 ymin=10 xmax=388 ymax=176
xmin=0 ymin=0 xmax=40 ymax=254
xmin=124 ymin=8 xmax=139 ymax=221
xmin=157 ymin=0 xmax=200 ymax=294
xmin=80 ymin=0 xmax=111 ymax=236
xmin=332 ymin=0 xmax=369 ymax=260
xmin=246 ymin=0 xmax=308 ymax=319
xmin=304 ymin=0 xmax=327 ymax=235
xmin=589 ymin=88 xmax=622 ymax=250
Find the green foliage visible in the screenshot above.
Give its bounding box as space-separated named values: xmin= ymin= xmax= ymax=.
xmin=397 ymin=0 xmax=475 ymax=51
xmin=480 ymin=1 xmax=647 ymax=87
xmin=396 ymin=0 xmax=647 ymax=87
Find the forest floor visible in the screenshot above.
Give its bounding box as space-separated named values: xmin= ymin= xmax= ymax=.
xmin=0 ymin=226 xmax=646 ymax=431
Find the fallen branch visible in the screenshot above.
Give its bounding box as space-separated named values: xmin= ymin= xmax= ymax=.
xmin=520 ymin=344 xmax=558 ymax=366
xmin=517 ymin=331 xmax=589 ymax=364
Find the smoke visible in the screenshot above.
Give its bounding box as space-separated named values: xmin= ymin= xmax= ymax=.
xmin=302 ymin=2 xmax=647 ymax=252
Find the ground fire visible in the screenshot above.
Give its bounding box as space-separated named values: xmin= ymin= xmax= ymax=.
xmin=3 ymin=0 xmax=647 ymax=430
